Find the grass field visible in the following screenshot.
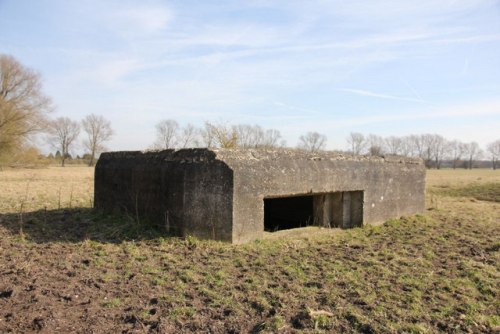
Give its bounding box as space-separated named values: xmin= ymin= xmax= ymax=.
xmin=0 ymin=166 xmax=94 ymax=213
xmin=0 ymin=167 xmax=498 ymax=333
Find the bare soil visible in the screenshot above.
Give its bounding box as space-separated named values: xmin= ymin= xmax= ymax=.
xmin=0 ymin=168 xmax=499 ymax=333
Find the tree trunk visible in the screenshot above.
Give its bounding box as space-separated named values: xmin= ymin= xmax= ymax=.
xmin=88 ymin=147 xmax=95 ymax=167
xmin=436 ymin=157 xmax=442 ymax=169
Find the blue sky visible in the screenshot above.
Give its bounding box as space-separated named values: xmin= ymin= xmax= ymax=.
xmin=1 ymin=0 xmax=499 ymax=151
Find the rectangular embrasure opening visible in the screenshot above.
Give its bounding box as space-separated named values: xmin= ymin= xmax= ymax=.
xmin=264 ymin=195 xmax=313 ymax=232
xmin=264 ymin=191 xmax=364 ymax=232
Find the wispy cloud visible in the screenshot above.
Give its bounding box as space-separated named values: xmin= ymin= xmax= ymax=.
xmin=429 ymin=34 xmax=500 ymax=45
xmin=92 ymin=59 xmax=143 ymax=86
xmin=273 ymin=101 xmax=320 ymax=116
xmin=338 ymin=100 xmax=500 ymax=126
xmin=338 ymin=88 xmax=427 ymax=103
xmin=291 ymin=0 xmax=497 ymax=24
xmin=276 ymin=99 xmax=500 ymax=147
xmin=112 ymin=6 xmax=173 ymax=34
xmin=2 ymin=0 xmax=498 ymax=151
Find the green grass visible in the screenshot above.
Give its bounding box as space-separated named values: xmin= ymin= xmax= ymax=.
xmin=102 ymin=298 xmax=122 ymax=308
xmin=432 ymin=182 xmax=500 ymax=202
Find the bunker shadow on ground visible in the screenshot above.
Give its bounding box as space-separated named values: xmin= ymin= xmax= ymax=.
xmin=0 ymin=208 xmax=167 ymax=244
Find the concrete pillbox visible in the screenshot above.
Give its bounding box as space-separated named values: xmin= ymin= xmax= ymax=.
xmin=95 ymin=149 xmax=426 ymax=244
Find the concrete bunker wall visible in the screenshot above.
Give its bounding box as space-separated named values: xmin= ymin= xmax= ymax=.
xmin=95 ymin=149 xmax=234 ymax=242
xmin=95 ymin=149 xmax=426 ymax=244
xmin=216 ymin=151 xmax=425 ymax=244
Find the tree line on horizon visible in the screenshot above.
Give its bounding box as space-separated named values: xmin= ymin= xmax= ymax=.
xmin=150 ymin=120 xmax=499 ymax=169
xmin=346 ymin=132 xmax=499 ymax=170
xmin=1 ymin=53 xmax=499 ymax=169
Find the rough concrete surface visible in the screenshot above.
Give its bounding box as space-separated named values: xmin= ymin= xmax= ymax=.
xmin=95 ymin=149 xmax=425 ymax=244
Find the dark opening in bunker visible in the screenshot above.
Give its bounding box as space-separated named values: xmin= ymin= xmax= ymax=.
xmin=264 ymin=191 xmax=364 ymax=232
xmin=264 ymin=195 xmax=313 ymax=232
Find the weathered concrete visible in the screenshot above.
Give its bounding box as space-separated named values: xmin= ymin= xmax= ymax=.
xmin=95 ymin=149 xmax=426 ymax=244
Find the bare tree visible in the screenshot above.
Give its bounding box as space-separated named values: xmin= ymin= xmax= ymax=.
xmin=409 ymin=134 xmax=424 ymax=159
xmin=419 ymin=134 xmax=437 ymax=167
xmin=399 ymin=136 xmax=415 ymax=157
xmin=367 ymin=134 xmax=385 ymax=156
xmin=448 ymin=140 xmax=465 ymax=169
xmin=0 ymin=54 xmax=52 ymax=160
xmin=486 ymin=139 xmax=500 ymax=170
xmin=463 ymin=142 xmax=482 ymax=169
xmin=298 ymin=132 xmax=327 ymax=152
xmin=233 ymin=124 xmax=261 ymax=148
xmin=200 ymin=122 xmax=216 ymax=148
xmin=231 ymin=124 xmax=284 ymax=149
xmin=346 ymin=132 xmax=366 ymax=155
xmin=47 ymin=117 xmax=80 ymax=167
xmin=81 ymin=114 xmax=113 ymax=166
xmin=178 ymin=123 xmax=199 ymax=148
xmin=261 ymin=129 xmax=285 ymax=148
xmin=154 ymin=119 xmax=179 ymax=149
xmin=409 ymin=134 xmax=447 ymax=168
xmin=385 ymin=136 xmax=403 ymax=155
xmin=431 ymin=135 xmax=448 ymax=169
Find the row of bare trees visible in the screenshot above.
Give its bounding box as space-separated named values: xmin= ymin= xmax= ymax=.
xmin=153 ymin=120 xmax=288 ymax=150
xmin=346 ymin=132 xmax=500 ymax=169
xmin=152 ymin=119 xmax=331 ymax=153
xmin=46 ymin=114 xmax=113 ymax=166
xmin=153 ymin=120 xmax=499 ymax=169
